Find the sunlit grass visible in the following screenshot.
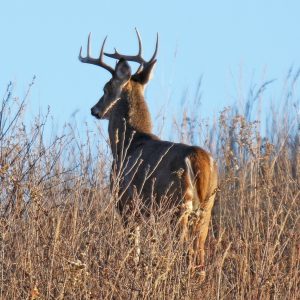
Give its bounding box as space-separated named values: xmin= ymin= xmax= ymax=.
xmin=0 ymin=73 xmax=299 ymax=299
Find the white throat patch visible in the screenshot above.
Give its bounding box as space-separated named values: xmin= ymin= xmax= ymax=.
xmin=102 ymin=97 xmax=121 ymax=118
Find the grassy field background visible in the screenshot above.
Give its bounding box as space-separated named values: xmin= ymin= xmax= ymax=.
xmin=0 ymin=72 xmax=299 ymax=299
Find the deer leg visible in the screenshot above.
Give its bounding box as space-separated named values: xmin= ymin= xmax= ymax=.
xmin=178 ymin=194 xmax=196 ymax=274
xmin=179 ymin=199 xmax=193 ymax=243
xmin=193 ymin=202 xmax=215 ymax=281
xmin=178 ymin=182 xmax=195 ymax=242
xmin=193 ymin=217 xmax=209 ymax=280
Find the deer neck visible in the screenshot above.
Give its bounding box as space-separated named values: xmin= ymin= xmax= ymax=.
xmin=108 ymin=81 xmax=153 ymax=158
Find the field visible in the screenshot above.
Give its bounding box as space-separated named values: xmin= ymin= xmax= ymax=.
xmin=0 ymin=74 xmax=299 ymax=299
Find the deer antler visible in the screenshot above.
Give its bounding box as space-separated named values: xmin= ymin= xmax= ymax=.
xmin=104 ymin=28 xmax=158 ymax=73
xmin=79 ymin=33 xmax=114 ymax=75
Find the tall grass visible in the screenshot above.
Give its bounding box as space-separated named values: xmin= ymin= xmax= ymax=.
xmin=0 ymin=72 xmax=299 ymax=299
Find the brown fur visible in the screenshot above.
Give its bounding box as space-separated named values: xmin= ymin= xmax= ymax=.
xmin=190 ymin=148 xmax=212 ymax=203
xmin=86 ymin=49 xmax=218 ymax=281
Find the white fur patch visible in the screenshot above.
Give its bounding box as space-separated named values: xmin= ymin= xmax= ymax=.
xmin=185 ymin=157 xmax=194 ymax=180
xmin=185 ymin=199 xmax=193 ymax=213
xmin=185 ymin=187 xmax=194 ymax=199
xmin=148 ymin=67 xmax=155 ymax=82
xmin=209 ymin=156 xmax=214 ymax=172
xmin=185 ymin=157 xmax=200 ymax=210
xmin=102 ymin=97 xmax=120 ymax=117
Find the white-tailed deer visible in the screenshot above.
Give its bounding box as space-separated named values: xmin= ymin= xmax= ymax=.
xmin=79 ymin=30 xmax=218 ymax=280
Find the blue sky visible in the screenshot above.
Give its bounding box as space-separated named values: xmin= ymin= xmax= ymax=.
xmin=1 ymin=0 xmax=299 ymax=137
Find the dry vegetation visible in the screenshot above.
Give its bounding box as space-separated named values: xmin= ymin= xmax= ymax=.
xmin=0 ymin=73 xmax=299 ymax=299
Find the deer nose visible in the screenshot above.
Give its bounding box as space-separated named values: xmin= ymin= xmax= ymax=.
xmin=91 ymin=107 xmax=95 ymax=115
xmin=91 ymin=106 xmax=99 ymax=117
xmin=91 ymin=105 xmax=100 ymax=119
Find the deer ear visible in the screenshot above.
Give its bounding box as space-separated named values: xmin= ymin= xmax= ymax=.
xmin=115 ymin=58 xmax=131 ymax=81
xmin=133 ymin=59 xmax=157 ymax=85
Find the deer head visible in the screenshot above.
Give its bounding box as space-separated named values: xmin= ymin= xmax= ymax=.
xmin=79 ymin=29 xmax=158 ymax=120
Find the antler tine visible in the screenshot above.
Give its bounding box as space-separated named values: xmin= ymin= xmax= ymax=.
xmin=104 ymin=29 xmax=146 ymax=65
xmin=149 ymin=33 xmax=159 ymax=63
xmin=104 ymin=30 xmax=158 ymax=75
xmin=87 ymin=32 xmax=91 ymax=57
xmin=79 ymin=33 xmax=114 ymax=75
xmin=135 ymin=32 xmax=158 ymax=73
xmin=135 ymin=27 xmax=143 ymax=57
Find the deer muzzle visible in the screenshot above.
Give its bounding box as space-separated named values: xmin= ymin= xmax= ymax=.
xmin=91 ymin=106 xmax=101 ymax=119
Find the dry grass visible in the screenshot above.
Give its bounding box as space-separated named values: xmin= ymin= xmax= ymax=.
xmin=0 ymin=75 xmax=299 ymax=299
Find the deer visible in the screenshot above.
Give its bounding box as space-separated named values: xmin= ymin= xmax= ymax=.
xmin=79 ymin=29 xmax=218 ymax=280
